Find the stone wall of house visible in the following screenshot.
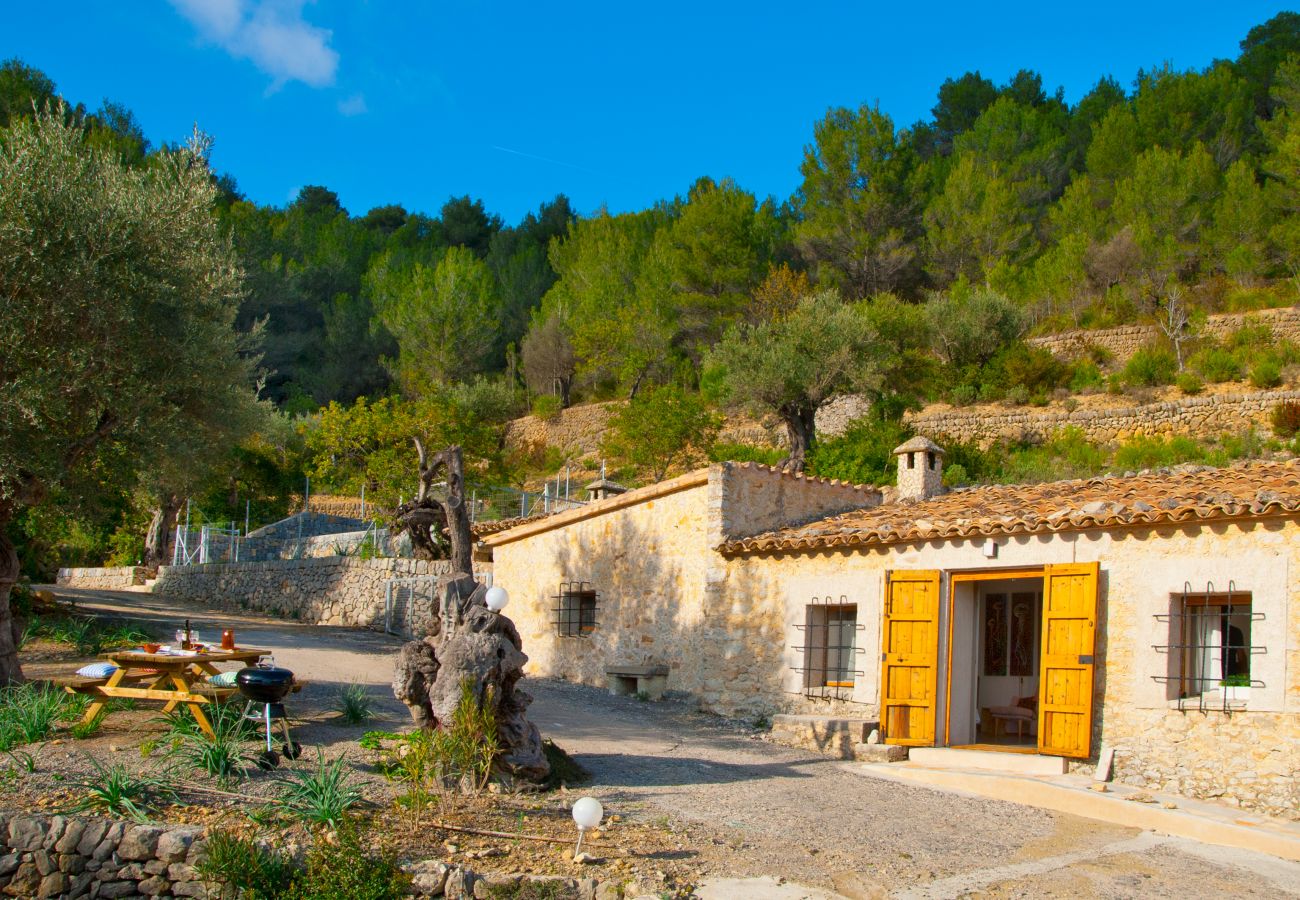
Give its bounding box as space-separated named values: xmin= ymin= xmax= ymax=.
xmin=906 ymin=387 xmax=1300 ymax=448
xmin=56 ymin=567 xmax=146 ymax=590
xmin=0 ymin=813 xmax=207 ymax=899
xmin=486 ymin=474 xmax=717 ymax=700
xmin=151 ymin=557 xmax=463 ymax=632
xmin=1027 ymin=306 xmax=1300 ymax=363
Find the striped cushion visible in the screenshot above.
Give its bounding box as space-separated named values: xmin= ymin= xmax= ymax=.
xmin=75 ymin=662 xmax=117 ymax=679
xmin=208 ymin=670 xmax=239 ymax=687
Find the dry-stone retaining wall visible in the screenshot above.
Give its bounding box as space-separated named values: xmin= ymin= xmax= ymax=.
xmin=0 ymin=812 xmax=636 ymax=899
xmin=150 ymin=557 xmax=464 ymax=631
xmin=0 ymin=813 xmax=206 ymax=899
xmin=907 ymin=388 xmax=1300 ymax=448
xmin=55 ymin=567 xmax=146 ymax=590
xmin=1028 ymin=306 xmax=1300 ymax=363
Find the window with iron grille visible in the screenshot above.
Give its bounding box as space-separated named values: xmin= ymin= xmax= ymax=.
xmin=553 ymin=582 xmax=598 ymax=636
xmin=790 ymin=600 xmax=863 ymax=697
xmin=1154 ymin=581 xmax=1263 ymax=710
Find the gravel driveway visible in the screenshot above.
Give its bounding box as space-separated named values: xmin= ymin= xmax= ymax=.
xmin=44 ymin=586 xmax=1300 ymax=898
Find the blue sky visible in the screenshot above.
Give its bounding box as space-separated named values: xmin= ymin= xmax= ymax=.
xmin=2 ymin=2 xmax=1291 ymax=224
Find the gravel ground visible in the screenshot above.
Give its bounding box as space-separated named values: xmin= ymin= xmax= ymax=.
xmin=27 ymin=586 xmax=1300 ymax=898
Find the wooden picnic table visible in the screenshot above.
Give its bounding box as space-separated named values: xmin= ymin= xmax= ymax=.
xmin=60 ymin=647 xmax=270 ymax=738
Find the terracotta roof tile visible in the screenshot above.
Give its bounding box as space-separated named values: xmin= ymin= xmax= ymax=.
xmin=720 ymin=459 xmax=1300 ymax=555
xmin=470 ymin=515 xmax=545 ymax=538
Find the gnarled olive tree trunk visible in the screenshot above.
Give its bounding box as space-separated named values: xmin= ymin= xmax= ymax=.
xmin=391 ymin=444 xmax=548 ymax=783
xmin=143 ymin=494 xmax=182 ymax=570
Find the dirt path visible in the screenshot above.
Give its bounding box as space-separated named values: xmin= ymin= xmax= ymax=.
xmin=38 ymin=586 xmax=1300 ymax=898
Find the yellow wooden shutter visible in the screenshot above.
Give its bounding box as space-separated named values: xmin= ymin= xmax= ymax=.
xmin=880 ymin=570 xmax=941 ymax=746
xmin=1037 ymin=562 xmax=1099 ymax=759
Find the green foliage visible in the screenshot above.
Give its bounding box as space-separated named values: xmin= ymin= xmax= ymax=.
xmin=195 ymin=829 xmax=300 ymax=899
xmin=1068 ymin=361 xmax=1106 ymax=393
xmin=0 ymin=106 xmax=260 ymax=542
xmin=67 ymin=757 xmax=170 ymax=822
xmin=1250 ymin=358 xmax=1283 ymax=388
xmin=385 ymin=680 xmax=501 ymax=809
xmin=0 ymin=683 xmax=71 ymax=750
xmin=530 ymin=394 xmax=562 ymax=420
xmin=602 ymin=385 xmax=721 ymax=482
xmin=927 ymin=284 xmax=1025 ymax=370
xmin=1114 ymin=434 xmax=1205 ymax=470
xmin=1122 ymin=345 xmax=1178 ymax=386
xmin=1176 ymin=371 xmax=1205 ymax=395
xmin=1271 ymin=401 xmax=1300 ymax=437
xmin=707 ymin=443 xmax=785 ymax=466
xmin=707 ymin=292 xmax=896 ymax=457
xmin=1189 ymin=346 xmax=1245 ymax=383
xmin=166 ymin=701 xmax=255 ymax=785
xmin=334 ymin=683 xmax=374 ymax=726
xmin=807 ymin=418 xmax=912 ymax=486
xmin=70 ymin=709 xmax=107 ymax=740
xmin=276 ymin=750 xmax=365 ymax=829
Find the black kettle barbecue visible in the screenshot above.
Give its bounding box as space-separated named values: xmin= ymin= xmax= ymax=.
xmin=236 ymin=663 xmax=302 ymax=768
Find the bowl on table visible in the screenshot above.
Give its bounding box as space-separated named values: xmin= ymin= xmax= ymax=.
xmin=142 ymin=643 xmax=162 ymax=654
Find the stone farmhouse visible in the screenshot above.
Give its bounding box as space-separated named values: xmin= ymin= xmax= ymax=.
xmin=483 ymin=445 xmax=1300 ymax=818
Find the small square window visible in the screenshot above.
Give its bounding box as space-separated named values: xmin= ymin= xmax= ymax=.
xmin=804 ymin=603 xmax=858 ymax=690
xmin=554 ymin=582 xmax=598 ymax=637
xmin=1174 ymin=593 xmax=1253 ymax=698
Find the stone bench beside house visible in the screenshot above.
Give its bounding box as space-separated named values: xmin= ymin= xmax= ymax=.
xmin=605 ymin=664 xmax=670 ymax=700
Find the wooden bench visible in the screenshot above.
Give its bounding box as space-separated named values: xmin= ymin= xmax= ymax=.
xmin=605 ymin=665 xmax=669 ymax=701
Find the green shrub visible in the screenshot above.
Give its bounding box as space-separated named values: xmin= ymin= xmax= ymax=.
xmin=1225 ymin=321 xmax=1274 ymax=352
xmin=990 ymin=342 xmax=1069 ymax=400
xmin=947 ymin=383 xmax=980 ymax=406
xmin=195 ymin=829 xmax=299 ymax=899
xmin=806 ymin=417 xmax=912 ymax=486
xmin=1068 ymin=361 xmax=1105 ymax=393
xmin=1189 ymin=346 xmax=1243 ymax=383
xmin=1113 ymin=435 xmax=1205 ymax=470
xmin=1250 ymin=358 xmax=1283 ymax=388
xmin=530 ymin=394 xmax=562 ymax=420
xmin=1122 ymin=346 xmax=1178 ymax=387
xmin=1271 ymin=401 xmax=1300 ymax=437
xmin=942 ymin=462 xmax=970 ymax=486
xmin=1175 ymin=372 xmax=1204 ymax=395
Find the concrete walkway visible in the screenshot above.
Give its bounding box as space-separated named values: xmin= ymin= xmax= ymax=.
xmin=39 ymin=585 xmax=1300 ymax=897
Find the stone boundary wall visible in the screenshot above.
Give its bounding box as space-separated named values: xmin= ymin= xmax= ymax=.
xmin=0 ymin=813 xmax=207 ymax=899
xmin=709 ymin=462 xmax=881 ymax=547
xmin=151 ymin=557 xmax=465 ymax=630
xmin=0 ymin=812 xmax=639 ymax=898
xmin=907 ymin=388 xmax=1300 ymax=448
xmin=56 ymin=567 xmax=146 ymax=590
xmin=1028 ymin=306 xmax=1300 ymax=363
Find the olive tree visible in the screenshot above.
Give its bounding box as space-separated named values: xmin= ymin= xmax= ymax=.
xmin=0 ymin=108 xmax=257 ymax=684
xmin=705 ymin=291 xmax=887 ymax=472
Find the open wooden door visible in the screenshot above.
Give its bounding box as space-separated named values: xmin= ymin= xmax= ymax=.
xmin=880 ymin=570 xmax=941 ymax=746
xmin=1037 ymin=562 xmax=1099 ymax=758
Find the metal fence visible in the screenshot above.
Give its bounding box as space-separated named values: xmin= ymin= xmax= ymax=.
xmin=383 ymin=570 xmax=493 ymax=638
xmin=172 ymin=524 xmax=242 ymax=566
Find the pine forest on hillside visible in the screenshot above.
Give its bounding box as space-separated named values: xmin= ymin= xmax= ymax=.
xmin=8 ymin=13 xmax=1300 ymax=576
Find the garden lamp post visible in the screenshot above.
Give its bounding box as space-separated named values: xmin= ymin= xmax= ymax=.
xmin=571 ymin=797 xmax=603 ymax=859
xmin=485 ymin=586 xmax=509 ymax=612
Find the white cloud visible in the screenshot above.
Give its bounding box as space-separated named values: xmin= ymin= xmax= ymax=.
xmin=337 ymin=93 xmax=367 ymax=116
xmin=169 ymin=0 xmax=339 ymax=89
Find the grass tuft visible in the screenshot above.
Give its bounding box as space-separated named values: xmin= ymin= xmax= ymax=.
xmin=277 ymin=750 xmax=364 ymax=829
xmin=67 ymin=757 xmax=171 ymax=822
xmin=334 ymin=682 xmax=375 ymax=725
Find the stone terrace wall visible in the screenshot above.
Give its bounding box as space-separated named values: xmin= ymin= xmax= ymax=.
xmin=1028 ymin=306 xmax=1300 ymax=363
xmin=907 ymin=387 xmax=1300 ymax=448
xmin=0 ymin=813 xmax=207 ymax=899
xmin=56 ymin=567 xmax=146 ymax=590
xmin=504 ymin=401 xmax=622 ymax=458
xmin=152 ymin=557 xmax=463 ymax=631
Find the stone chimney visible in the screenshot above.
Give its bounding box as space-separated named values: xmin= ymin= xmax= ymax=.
xmin=584 ymin=477 xmax=627 ymax=502
xmin=893 ymin=436 xmax=945 ymax=502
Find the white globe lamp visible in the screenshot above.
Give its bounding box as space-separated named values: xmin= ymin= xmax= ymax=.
xmin=571 ymin=797 xmax=603 ymax=857
xmin=485 ymin=586 xmax=509 ymax=612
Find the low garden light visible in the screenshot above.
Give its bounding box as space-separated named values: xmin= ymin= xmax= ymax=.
xmin=485 ymin=586 xmax=509 ymax=612
xmin=571 ymin=796 xmax=603 ymax=858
